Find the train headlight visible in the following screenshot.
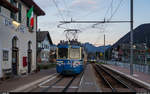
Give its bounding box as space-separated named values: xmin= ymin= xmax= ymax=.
xmin=73 ymin=63 xmax=77 ymax=67
xmin=77 ymin=62 xmax=80 ymax=65
xmin=57 ymin=61 xmax=63 ymax=66
xmin=73 ymin=62 xmax=80 ymax=67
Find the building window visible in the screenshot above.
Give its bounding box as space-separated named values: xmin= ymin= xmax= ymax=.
xmin=3 ymin=50 xmax=9 ymax=61
xmin=38 ymin=43 xmax=41 ymax=48
xmin=42 ymin=44 xmax=44 ymax=48
xmin=10 ymin=0 xmax=17 ymax=21
xmin=41 ymin=53 xmax=45 ymax=58
xmin=45 ymin=45 xmax=47 ymax=49
xmin=26 ymin=10 xmax=29 ymax=27
xmin=28 ymin=41 xmax=32 ymax=49
xmin=0 ymin=6 xmax=1 ymax=13
xmin=12 ymin=36 xmax=18 ymax=48
xmin=18 ymin=3 xmax=22 ymax=23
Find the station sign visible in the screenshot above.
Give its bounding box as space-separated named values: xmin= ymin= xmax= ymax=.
xmin=2 ymin=15 xmax=27 ymax=33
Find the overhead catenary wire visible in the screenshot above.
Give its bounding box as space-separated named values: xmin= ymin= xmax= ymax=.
xmin=108 ymin=0 xmax=124 ymax=21
xmin=92 ymin=0 xmax=114 ymax=28
xmin=61 ymin=0 xmax=73 ymax=29
xmin=62 ymin=0 xmax=71 ymax=20
xmin=52 ymin=0 xmax=66 ymax=21
xmin=56 ymin=0 xmax=125 ymax=45
xmin=54 ymin=0 xmax=78 ymax=31
xmin=104 ymin=0 xmax=114 ymax=20
xmin=91 ymin=0 xmax=124 ymax=46
xmin=93 ymin=0 xmax=124 ymax=27
xmin=60 ymin=0 xmax=83 ymax=40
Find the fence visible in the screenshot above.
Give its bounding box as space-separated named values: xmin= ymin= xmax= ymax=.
xmin=106 ymin=61 xmax=150 ymax=75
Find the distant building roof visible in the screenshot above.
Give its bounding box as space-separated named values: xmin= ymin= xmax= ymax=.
xmin=21 ymin=0 xmax=45 ymax=16
xmin=37 ymin=31 xmax=53 ymax=44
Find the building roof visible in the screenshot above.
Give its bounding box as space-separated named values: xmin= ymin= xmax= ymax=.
xmin=0 ymin=0 xmax=18 ymax=13
xmin=0 ymin=0 xmax=45 ymax=16
xmin=37 ymin=31 xmax=53 ymax=44
xmin=21 ymin=0 xmax=45 ymax=16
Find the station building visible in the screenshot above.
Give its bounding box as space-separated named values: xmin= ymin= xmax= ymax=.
xmin=0 ymin=0 xmax=45 ymax=78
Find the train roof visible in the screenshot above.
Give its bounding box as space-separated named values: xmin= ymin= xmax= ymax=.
xmin=57 ymin=44 xmax=81 ymax=48
xmin=57 ymin=45 xmax=69 ymax=48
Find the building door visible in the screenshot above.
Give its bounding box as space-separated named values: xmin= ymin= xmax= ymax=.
xmin=28 ymin=50 xmax=32 ymax=73
xmin=12 ymin=48 xmax=18 ymax=75
xmin=12 ymin=36 xmax=19 ymax=75
xmin=28 ymin=41 xmax=32 ymax=73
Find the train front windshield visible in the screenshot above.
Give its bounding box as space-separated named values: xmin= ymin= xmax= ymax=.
xmin=70 ymin=48 xmax=80 ymax=59
xmin=57 ymin=48 xmax=68 ymax=59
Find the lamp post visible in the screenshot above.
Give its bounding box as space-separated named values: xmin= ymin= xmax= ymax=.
xmin=104 ymin=34 xmax=106 ymax=64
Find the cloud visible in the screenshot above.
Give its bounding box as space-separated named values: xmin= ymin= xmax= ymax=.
xmin=70 ymin=0 xmax=98 ymax=10
xmin=34 ymin=0 xmax=53 ymax=9
xmin=72 ymin=0 xmax=97 ymax=5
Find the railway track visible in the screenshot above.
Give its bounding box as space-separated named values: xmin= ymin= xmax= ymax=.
xmin=93 ymin=64 xmax=136 ymax=92
xmin=39 ymin=75 xmax=76 ymax=92
xmin=31 ymin=71 xmax=84 ymax=92
xmin=100 ymin=64 xmax=150 ymax=93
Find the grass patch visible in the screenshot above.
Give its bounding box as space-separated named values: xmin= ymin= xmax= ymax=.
xmin=37 ymin=63 xmax=56 ymax=70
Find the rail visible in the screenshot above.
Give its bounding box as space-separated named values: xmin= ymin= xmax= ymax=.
xmin=93 ymin=64 xmax=136 ymax=92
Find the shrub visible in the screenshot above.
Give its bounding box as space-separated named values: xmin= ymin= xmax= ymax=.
xmin=37 ymin=63 xmax=56 ymax=70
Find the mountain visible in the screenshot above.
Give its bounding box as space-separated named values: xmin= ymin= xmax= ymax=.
xmin=113 ymin=23 xmax=150 ymax=48
xmin=83 ymin=42 xmax=111 ymax=53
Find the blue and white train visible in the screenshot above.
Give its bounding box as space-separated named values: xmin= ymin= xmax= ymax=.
xmin=56 ymin=43 xmax=85 ymax=75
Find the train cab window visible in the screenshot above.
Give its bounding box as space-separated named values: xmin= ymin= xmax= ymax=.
xmin=58 ymin=48 xmax=68 ymax=59
xmin=70 ymin=48 xmax=80 ymax=59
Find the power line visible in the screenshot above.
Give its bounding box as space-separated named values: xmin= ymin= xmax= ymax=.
xmin=93 ymin=0 xmax=124 ymax=27
xmin=52 ymin=0 xmax=71 ymax=30
xmin=104 ymin=0 xmax=114 ymax=19
xmin=108 ymin=0 xmax=124 ymax=21
xmin=62 ymin=0 xmax=71 ymax=19
xmin=92 ymin=0 xmax=113 ymax=28
xmin=52 ymin=0 xmax=65 ymax=21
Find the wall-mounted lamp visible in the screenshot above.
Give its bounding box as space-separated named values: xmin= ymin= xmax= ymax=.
xmin=12 ymin=20 xmax=20 ymax=27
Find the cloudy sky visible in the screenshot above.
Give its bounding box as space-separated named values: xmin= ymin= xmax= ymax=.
xmin=34 ymin=0 xmax=150 ymax=46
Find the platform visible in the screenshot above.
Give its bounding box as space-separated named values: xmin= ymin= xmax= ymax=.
xmin=77 ymin=63 xmax=101 ymax=92
xmin=102 ymin=64 xmax=150 ymax=90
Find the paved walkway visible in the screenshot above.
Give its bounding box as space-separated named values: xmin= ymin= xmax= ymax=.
xmin=0 ymin=68 xmax=56 ymax=92
xmin=103 ymin=64 xmax=150 ymax=84
xmin=78 ymin=64 xmax=101 ymax=92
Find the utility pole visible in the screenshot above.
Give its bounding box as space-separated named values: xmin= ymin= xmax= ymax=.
xmin=130 ymin=0 xmax=134 ymax=75
xmin=104 ymin=34 xmax=106 ymax=64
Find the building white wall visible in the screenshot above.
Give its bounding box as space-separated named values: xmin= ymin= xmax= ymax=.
xmin=0 ymin=40 xmax=2 ymax=78
xmin=0 ymin=1 xmax=37 ymax=76
xmin=40 ymin=37 xmax=50 ymax=62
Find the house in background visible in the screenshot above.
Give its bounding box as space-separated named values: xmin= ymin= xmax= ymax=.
xmin=49 ymin=44 xmax=57 ymax=62
xmin=0 ymin=0 xmax=45 ymax=78
xmin=37 ymin=31 xmax=53 ymax=63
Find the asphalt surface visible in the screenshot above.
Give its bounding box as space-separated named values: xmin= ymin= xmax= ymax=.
xmin=0 ymin=68 xmax=56 ymax=92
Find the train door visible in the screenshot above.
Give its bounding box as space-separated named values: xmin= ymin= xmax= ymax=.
xmin=56 ymin=48 xmax=63 ymax=73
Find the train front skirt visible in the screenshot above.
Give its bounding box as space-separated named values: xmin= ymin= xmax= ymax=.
xmin=56 ymin=59 xmax=83 ymax=75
